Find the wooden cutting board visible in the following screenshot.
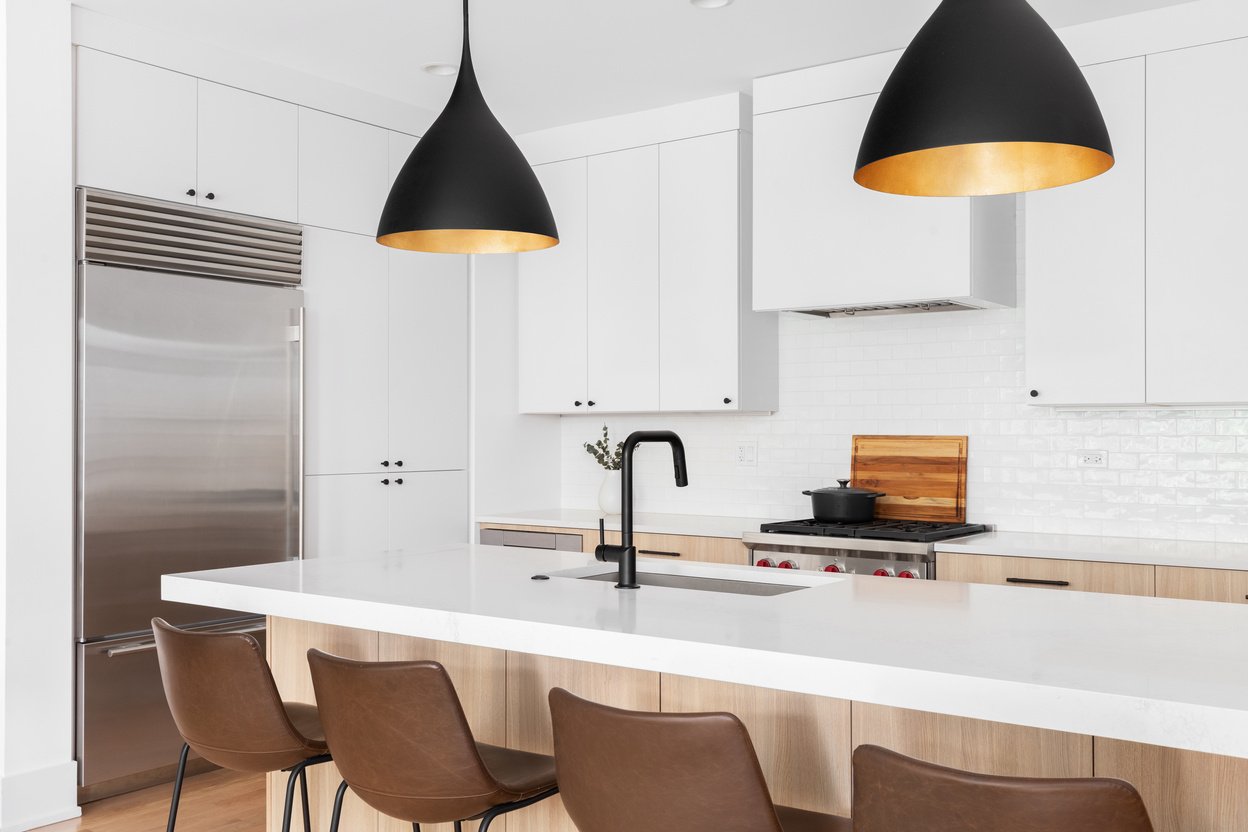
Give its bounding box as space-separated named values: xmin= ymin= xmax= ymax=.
xmin=850 ymin=435 xmax=969 ymax=523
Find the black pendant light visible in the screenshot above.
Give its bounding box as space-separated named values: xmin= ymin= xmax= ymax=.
xmin=377 ymin=0 xmax=558 ymax=253
xmin=854 ymin=0 xmax=1113 ymax=197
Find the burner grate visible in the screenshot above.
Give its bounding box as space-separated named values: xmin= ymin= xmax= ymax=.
xmin=759 ymin=519 xmax=987 ymax=543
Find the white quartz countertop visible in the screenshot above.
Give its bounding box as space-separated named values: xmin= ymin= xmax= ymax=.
xmin=164 ymin=545 xmax=1248 ymax=760
xmin=476 ymin=508 xmax=776 ymax=539
xmin=936 ymin=530 xmax=1248 ymax=571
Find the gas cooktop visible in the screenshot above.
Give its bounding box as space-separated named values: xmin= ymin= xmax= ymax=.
xmin=759 ymin=519 xmax=988 ymax=543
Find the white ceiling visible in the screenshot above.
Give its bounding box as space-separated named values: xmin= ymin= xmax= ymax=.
xmin=77 ymin=0 xmax=1191 ymax=133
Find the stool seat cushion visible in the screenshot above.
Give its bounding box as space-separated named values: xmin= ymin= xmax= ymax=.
xmin=477 ymin=744 xmax=557 ymax=798
xmin=282 ymin=702 xmax=328 ymax=750
xmin=775 ymin=805 xmax=853 ymax=832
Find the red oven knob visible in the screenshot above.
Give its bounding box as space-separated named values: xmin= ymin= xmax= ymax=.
xmin=778 ymin=560 xmax=798 ymax=569
xmin=756 ymin=558 xmax=775 ymax=568
xmin=872 ymin=567 xmax=895 ymax=578
xmin=823 ymin=563 xmax=843 ymax=573
xmin=898 ymin=569 xmax=919 ymax=579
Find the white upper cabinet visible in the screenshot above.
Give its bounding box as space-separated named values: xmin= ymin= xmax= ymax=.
xmin=587 ymin=146 xmax=660 ymax=412
xmin=388 ymin=250 xmax=468 ymax=472
xmin=196 ymin=81 xmax=298 ymax=220
xmin=299 ymin=108 xmax=389 ymax=235
xmin=76 ymin=48 xmax=198 ymax=204
xmin=302 ymin=228 xmax=390 ymax=475
xmin=518 ymin=158 xmax=590 ymax=413
xmin=1025 ymin=58 xmax=1146 ymax=406
xmin=1147 ymin=38 xmax=1248 ymax=404
xmin=659 ymin=131 xmax=745 ymax=411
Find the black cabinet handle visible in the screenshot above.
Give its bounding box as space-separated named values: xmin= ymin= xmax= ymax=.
xmin=186 ymin=188 xmax=196 ymax=197
xmin=723 ymin=397 xmax=733 ymax=405
xmin=1006 ymin=577 xmax=1070 ymax=587
xmin=395 ymin=460 xmax=404 ymax=467
xmin=395 ymin=478 xmax=404 ymax=485
xmin=381 ymin=478 xmax=390 ymax=485
xmin=205 ymin=192 xmax=216 ymax=200
xmin=381 ymin=461 xmax=390 ymax=467
xmin=638 ymin=549 xmax=681 ymax=558
xmin=574 ymin=401 xmax=583 ymax=407
xmin=1029 ymin=390 xmax=1039 ymax=398
xmin=587 ymin=401 xmax=596 ymax=407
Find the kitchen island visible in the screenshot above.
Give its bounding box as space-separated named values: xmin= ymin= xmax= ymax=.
xmin=164 ymin=544 xmax=1248 ymax=832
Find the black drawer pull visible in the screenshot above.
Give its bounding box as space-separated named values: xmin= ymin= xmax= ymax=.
xmin=638 ymin=549 xmax=681 ymax=558
xmin=1006 ymin=577 xmax=1070 ymax=587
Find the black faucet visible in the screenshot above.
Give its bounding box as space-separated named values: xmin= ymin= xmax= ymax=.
xmin=595 ymin=430 xmax=689 ymax=588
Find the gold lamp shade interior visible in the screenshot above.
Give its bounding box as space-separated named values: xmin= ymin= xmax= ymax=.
xmin=376 ymin=228 xmax=560 ymax=255
xmin=853 ymin=141 xmax=1116 ymax=197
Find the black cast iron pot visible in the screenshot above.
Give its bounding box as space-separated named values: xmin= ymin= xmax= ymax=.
xmin=803 ymin=479 xmax=886 ymax=524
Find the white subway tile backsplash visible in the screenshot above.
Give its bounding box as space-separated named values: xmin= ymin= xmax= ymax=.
xmin=559 ymin=307 xmax=1248 ymax=540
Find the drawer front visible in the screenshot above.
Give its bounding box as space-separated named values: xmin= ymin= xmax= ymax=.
xmin=937 ymin=552 xmax=1154 ymax=597
xmin=632 ymin=532 xmax=749 ymax=565
xmin=1155 ymin=566 xmax=1248 ymax=605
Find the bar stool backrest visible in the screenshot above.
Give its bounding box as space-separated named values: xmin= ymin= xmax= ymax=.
xmin=306 ymin=650 xmax=508 ymax=824
xmin=548 ymin=687 xmax=785 ymax=832
xmin=852 ymin=745 xmax=1155 ymax=832
xmin=152 ymin=617 xmax=313 ymax=772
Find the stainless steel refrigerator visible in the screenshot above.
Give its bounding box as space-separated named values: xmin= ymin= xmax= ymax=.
xmin=75 ymin=189 xmax=304 ymax=799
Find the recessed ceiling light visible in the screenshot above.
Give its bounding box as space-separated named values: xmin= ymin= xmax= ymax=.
xmin=423 ymin=63 xmax=459 ymax=77
xmin=690 ymin=0 xmax=734 ymax=7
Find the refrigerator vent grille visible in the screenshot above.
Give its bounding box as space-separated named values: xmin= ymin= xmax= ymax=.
xmin=78 ymin=188 xmax=303 ymax=285
xmin=795 ymin=300 xmax=977 ymax=319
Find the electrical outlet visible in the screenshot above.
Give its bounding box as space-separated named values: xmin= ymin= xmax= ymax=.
xmin=736 ymin=440 xmax=757 ymax=468
xmin=1079 ymin=451 xmax=1107 ymax=468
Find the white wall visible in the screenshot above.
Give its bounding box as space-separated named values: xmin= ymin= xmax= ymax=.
xmin=473 ymin=254 xmax=561 ymax=517
xmin=2 ymin=0 xmax=80 ymax=829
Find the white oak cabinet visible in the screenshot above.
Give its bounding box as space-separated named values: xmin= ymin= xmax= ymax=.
xmin=76 ymin=49 xmax=299 ymax=220
xmin=1146 ymin=37 xmax=1248 ymax=404
xmin=298 ymin=108 xmax=390 ymax=236
xmin=303 ymin=227 xmax=468 ymax=475
xmin=518 ymin=158 xmax=590 ymax=413
xmin=752 ymin=93 xmax=1016 ymax=314
xmin=1025 ymin=58 xmax=1146 ymax=406
xmin=518 ymin=131 xmax=776 ymax=414
xmin=587 ymin=146 xmax=660 ymax=412
xmin=305 ymin=469 xmax=467 ymax=559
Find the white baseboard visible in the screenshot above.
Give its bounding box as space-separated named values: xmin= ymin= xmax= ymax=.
xmin=1 ymin=761 xmax=80 ymax=832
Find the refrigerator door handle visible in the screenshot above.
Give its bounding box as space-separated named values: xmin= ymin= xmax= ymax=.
xmin=296 ymin=307 xmax=305 ymax=561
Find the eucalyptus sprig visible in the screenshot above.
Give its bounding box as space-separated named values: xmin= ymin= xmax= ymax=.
xmin=584 ymin=424 xmax=624 ymax=471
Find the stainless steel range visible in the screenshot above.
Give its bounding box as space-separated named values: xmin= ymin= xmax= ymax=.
xmin=743 ymin=520 xmax=989 ymax=580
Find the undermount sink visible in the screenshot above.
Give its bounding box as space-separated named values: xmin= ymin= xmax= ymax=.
xmin=576 ymin=570 xmax=806 ymax=596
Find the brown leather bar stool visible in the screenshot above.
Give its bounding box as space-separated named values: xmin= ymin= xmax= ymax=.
xmin=548 ymin=687 xmax=851 ymax=832
xmin=152 ymin=618 xmax=332 ymax=832
xmin=852 ymin=744 xmax=1155 ymax=832
xmin=306 ymin=649 xmax=558 ymax=832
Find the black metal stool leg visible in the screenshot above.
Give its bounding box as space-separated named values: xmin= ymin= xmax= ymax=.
xmin=454 ymin=823 xmax=462 ymax=832
xmin=299 ymin=766 xmax=312 ymax=832
xmin=281 ymin=766 xmax=302 ymax=832
xmin=329 ymin=780 xmax=350 ymax=832
xmin=165 ymin=743 xmax=190 ymax=832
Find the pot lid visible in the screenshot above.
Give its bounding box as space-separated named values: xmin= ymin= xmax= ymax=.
xmin=806 ymin=479 xmax=884 ymax=497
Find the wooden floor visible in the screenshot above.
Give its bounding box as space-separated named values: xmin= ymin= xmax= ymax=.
xmin=36 ymin=769 xmax=265 ymax=832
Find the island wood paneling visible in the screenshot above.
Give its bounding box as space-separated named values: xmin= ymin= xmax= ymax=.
xmin=851 ymin=702 xmax=1093 ymax=778
xmin=937 ymin=552 xmax=1155 ymax=597
xmin=506 ymin=653 xmax=660 ymax=832
xmin=376 ymin=634 xmax=509 ymax=832
xmin=660 ymin=674 xmax=852 ymax=816
xmin=850 ymin=434 xmax=968 ymax=522
xmin=1155 ymin=565 xmax=1248 ymax=605
xmin=1095 ymin=739 xmax=1248 ymax=832
xmin=265 ymin=618 xmax=378 ymax=832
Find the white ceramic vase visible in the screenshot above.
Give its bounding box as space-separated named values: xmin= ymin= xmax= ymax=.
xmin=598 ymin=470 xmax=622 ymax=515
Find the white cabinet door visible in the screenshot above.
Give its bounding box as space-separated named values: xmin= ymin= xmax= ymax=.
xmin=388 ymin=250 xmax=468 ymax=472
xmin=753 ymin=96 xmax=970 ymax=311
xmin=518 ymin=158 xmax=589 ymax=413
xmin=1147 ymin=39 xmax=1248 ymax=404
xmin=587 ymin=146 xmax=660 ymax=412
xmin=1025 ymin=58 xmax=1146 ymax=406
xmin=76 ymin=48 xmax=197 ymax=203
xmin=298 ymin=108 xmax=389 ymax=235
xmin=302 ymin=228 xmax=390 ymax=475
xmin=388 ymin=470 xmax=469 ymax=551
xmin=388 ymin=131 xmax=419 ymax=185
xmin=659 ymin=132 xmax=741 ymax=411
xmin=304 ymin=474 xmax=390 ymax=559
xmin=196 ymin=81 xmax=298 ymax=220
